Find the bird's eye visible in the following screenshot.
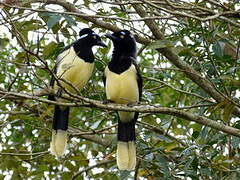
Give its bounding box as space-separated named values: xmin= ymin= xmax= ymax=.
xmin=120 ymin=35 xmax=124 ymax=39
xmin=93 ymin=35 xmax=97 ymax=39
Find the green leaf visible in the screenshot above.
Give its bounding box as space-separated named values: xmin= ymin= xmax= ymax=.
xmin=181 ymin=145 xmax=198 ymax=156
xmin=232 ymin=29 xmax=240 ymax=36
xmin=200 ymin=167 xmax=211 ymax=176
xmin=191 ymin=156 xmax=198 ymax=170
xmin=192 ymin=131 xmax=199 ymax=139
xmin=156 ymin=155 xmax=172 ymax=179
xmin=200 ymin=126 xmax=208 ymax=140
xmin=173 ymin=46 xmax=191 ymax=56
xmin=61 ymin=27 xmax=71 ymax=38
xmin=207 ymin=100 xmax=227 ymax=114
xmin=220 ymin=75 xmax=240 ymax=86
xmin=15 ymin=51 xmax=27 ymax=64
xmin=233 ymin=121 xmax=240 ymax=129
xmin=51 ymin=22 xmax=61 ymax=34
xmin=213 ymin=41 xmax=223 ymax=57
xmin=0 ymin=38 xmax=9 ymax=49
xmin=222 ymin=102 xmax=235 ymax=123
xmin=47 ymin=14 xmax=62 ymax=29
xmin=147 ymin=40 xmax=174 ymax=49
xmin=111 ymin=7 xmax=121 ymax=13
xmin=61 ymin=172 xmax=72 ymax=179
xmin=99 ymin=42 xmax=111 ymax=55
xmin=120 ymin=170 xmax=131 ymax=180
xmin=62 ymin=14 xmax=77 ymax=26
xmin=232 ymin=136 xmax=240 ymax=149
xmin=42 ymin=41 xmax=58 ymax=58
xmin=84 ymin=0 xmax=90 ymax=7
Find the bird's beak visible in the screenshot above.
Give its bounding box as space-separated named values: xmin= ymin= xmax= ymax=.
xmin=105 ymin=33 xmax=117 ymax=41
xmin=96 ymin=40 xmax=107 ymax=47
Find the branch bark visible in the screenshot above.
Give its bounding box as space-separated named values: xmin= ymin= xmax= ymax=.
xmin=2 ymin=1 xmax=239 ymax=110
xmin=131 ymin=2 xmax=240 ymax=116
xmin=1 ymin=90 xmax=240 ymax=138
xmin=13 ymin=0 xmax=239 ymax=116
xmin=1 ymin=0 xmax=240 ymax=140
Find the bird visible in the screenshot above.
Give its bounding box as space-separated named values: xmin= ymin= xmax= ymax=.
xmin=49 ymin=28 xmax=106 ymax=157
xmin=103 ymin=30 xmax=142 ymax=170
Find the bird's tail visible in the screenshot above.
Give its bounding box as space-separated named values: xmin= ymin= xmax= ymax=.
xmin=117 ymin=120 xmax=136 ymax=171
xmin=50 ymin=105 xmax=69 ymax=157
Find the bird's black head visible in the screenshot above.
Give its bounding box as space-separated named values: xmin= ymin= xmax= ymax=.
xmin=77 ymin=28 xmax=107 ymax=47
xmin=105 ymin=30 xmax=136 ymax=56
xmin=72 ymin=28 xmax=106 ymax=63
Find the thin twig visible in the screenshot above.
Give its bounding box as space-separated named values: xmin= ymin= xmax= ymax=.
xmin=72 ymin=159 xmax=115 ymax=179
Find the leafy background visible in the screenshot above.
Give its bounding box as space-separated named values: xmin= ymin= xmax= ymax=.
xmin=0 ymin=0 xmax=240 ymax=179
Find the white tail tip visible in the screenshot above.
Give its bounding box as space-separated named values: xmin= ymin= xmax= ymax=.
xmin=117 ymin=141 xmax=136 ymax=170
xmin=127 ymin=141 xmax=136 ymax=171
xmin=50 ymin=130 xmax=68 ymax=157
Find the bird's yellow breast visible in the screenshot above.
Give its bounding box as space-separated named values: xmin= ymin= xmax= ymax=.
xmin=105 ymin=64 xmax=139 ymax=122
xmin=54 ymin=47 xmax=94 ymax=93
xmin=104 ymin=64 xmax=139 ymax=104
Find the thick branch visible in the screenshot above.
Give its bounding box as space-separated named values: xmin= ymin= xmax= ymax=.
xmin=131 ymin=3 xmax=240 ymax=116
xmin=3 ymin=0 xmax=239 ymax=111
xmin=68 ymin=127 xmax=112 ymax=147
xmin=1 ymin=90 xmax=240 ymax=138
xmin=1 ymin=0 xmax=240 ymax=138
xmin=15 ymin=0 xmax=239 ymax=114
xmin=0 ymin=151 xmax=49 ymax=156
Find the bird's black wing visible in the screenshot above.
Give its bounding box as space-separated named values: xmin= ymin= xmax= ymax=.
xmin=48 ymin=42 xmax=74 ymax=101
xmin=132 ymin=59 xmax=143 ymax=100
xmin=102 ymin=71 xmax=106 ymax=87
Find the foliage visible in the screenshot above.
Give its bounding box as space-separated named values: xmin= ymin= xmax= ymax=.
xmin=0 ymin=0 xmax=240 ymax=179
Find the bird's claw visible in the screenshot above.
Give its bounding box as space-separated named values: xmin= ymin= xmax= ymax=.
xmin=127 ymin=101 xmax=138 ymax=107
xmin=103 ymin=99 xmax=114 ymax=104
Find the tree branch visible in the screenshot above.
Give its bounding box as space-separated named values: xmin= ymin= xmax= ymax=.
xmin=131 ymin=2 xmax=240 ymax=116
xmin=1 ymin=89 xmax=240 ymax=138
xmin=72 ymin=159 xmax=115 ymax=179
xmin=2 ymin=0 xmax=239 ymax=113
xmin=0 ymin=151 xmax=49 ymax=156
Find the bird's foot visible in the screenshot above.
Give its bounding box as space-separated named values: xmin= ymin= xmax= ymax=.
xmin=103 ymin=99 xmax=114 ymax=104
xmin=127 ymin=101 xmax=138 ymax=107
